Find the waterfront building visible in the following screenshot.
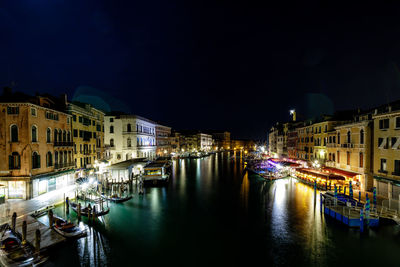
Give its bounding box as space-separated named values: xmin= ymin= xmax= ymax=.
xmin=296 ymin=120 xmax=314 ymax=161
xmin=325 ymin=113 xmax=373 ymax=191
xmin=287 ymin=122 xmax=303 ymax=159
xmin=0 ymin=89 xmax=74 ymax=199
xmin=372 ymin=104 xmax=400 ymax=198
xmin=68 ymin=102 xmax=105 ymax=170
xmin=170 ymin=131 xmax=181 ymax=153
xmin=104 ymin=114 xmax=156 ymax=163
xmin=155 ymin=124 xmax=172 ymax=157
xmin=312 ymin=118 xmax=338 ymax=163
xmin=211 ymin=131 xmax=231 ymax=151
xmin=268 ymin=123 xmax=281 ymax=157
xmin=198 ymin=133 xmax=213 ymax=151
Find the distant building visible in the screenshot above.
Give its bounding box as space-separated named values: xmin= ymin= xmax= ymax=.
xmin=155 ymin=124 xmax=172 ymax=157
xmin=68 ymin=102 xmax=105 ymax=170
xmin=104 ymin=114 xmax=156 ymax=163
xmin=211 ymin=132 xmax=231 ymax=150
xmin=0 ymin=89 xmax=74 ymax=199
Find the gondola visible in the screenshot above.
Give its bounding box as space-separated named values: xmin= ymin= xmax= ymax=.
xmin=52 ymin=215 xmax=87 ymax=238
xmin=30 ymin=205 xmax=55 ymax=218
xmin=0 ymin=224 xmax=48 ymax=267
xmin=70 ymin=202 xmax=110 ymax=217
xmin=101 ymin=194 xmax=132 ymax=203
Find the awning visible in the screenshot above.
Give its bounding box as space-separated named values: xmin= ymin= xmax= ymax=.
xmin=322 ymin=167 xmax=359 ymax=178
xmin=373 ymin=175 xmax=400 ymax=186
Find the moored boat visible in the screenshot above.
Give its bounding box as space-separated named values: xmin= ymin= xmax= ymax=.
xmin=0 ymin=224 xmax=48 ymax=267
xmin=101 ymin=194 xmax=132 ymax=203
xmin=70 ymin=202 xmax=110 ymax=217
xmin=52 ymin=215 xmax=86 ymax=238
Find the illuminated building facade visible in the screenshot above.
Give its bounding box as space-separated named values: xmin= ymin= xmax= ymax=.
xmin=155 ymin=124 xmax=172 ymax=156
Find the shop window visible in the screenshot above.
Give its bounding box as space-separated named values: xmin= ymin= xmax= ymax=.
xmin=32 ymin=152 xmax=40 ymax=169
xmin=31 ymin=126 xmax=38 ymax=142
xmin=8 ymin=181 xmax=25 ymax=199
xmin=10 ymin=125 xmax=18 ymax=142
xmin=9 ymin=152 xmax=21 ymax=170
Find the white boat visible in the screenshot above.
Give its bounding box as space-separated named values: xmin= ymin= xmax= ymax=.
xmin=142 ymin=160 xmax=171 ymax=184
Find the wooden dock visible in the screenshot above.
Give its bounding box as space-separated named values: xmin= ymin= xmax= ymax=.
xmin=3 ymin=214 xmax=66 ymax=251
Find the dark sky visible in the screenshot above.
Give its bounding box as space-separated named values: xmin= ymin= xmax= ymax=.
xmin=2 ymin=2 xmax=400 ymax=139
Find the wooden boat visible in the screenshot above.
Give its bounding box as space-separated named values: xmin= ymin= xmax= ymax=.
xmin=52 ymin=215 xmax=86 ymax=238
xmin=0 ymin=224 xmax=48 ymax=267
xmin=101 ymin=194 xmax=132 ymax=203
xmin=70 ymin=202 xmax=110 ymax=217
xmin=30 ymin=205 xmax=55 ymax=218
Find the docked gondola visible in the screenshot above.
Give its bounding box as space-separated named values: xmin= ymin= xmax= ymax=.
xmin=0 ymin=224 xmax=48 ymax=267
xmin=101 ymin=194 xmax=132 ymax=203
xmin=52 ymin=215 xmax=86 ymax=238
xmin=70 ymin=202 xmax=110 ymax=217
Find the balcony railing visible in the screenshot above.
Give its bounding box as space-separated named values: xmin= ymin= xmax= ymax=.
xmin=54 ymin=141 xmax=73 ymax=147
xmin=54 ymin=162 xmax=74 ymax=169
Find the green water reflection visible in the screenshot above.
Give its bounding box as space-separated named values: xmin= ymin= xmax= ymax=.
xmin=41 ymin=152 xmax=400 ymax=267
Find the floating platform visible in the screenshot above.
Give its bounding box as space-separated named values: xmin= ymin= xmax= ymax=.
xmin=324 ymin=205 xmax=379 ymax=227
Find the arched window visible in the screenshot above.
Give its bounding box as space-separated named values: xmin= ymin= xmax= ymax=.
xmin=127 ymin=124 xmax=131 ymax=132
xmin=46 ymin=151 xmax=53 ymax=167
xmin=332 ymin=153 xmax=335 ymax=162
xmin=31 ymin=126 xmax=38 ymax=142
xmin=337 ymin=133 xmax=340 ymax=144
xmin=55 ymin=151 xmax=58 ymax=166
xmin=110 ymin=139 xmax=114 ymax=147
xmin=32 ymin=152 xmax=40 ymax=169
xmin=110 ymin=126 xmax=114 ymax=133
xmin=59 ymin=151 xmax=63 ymax=164
xmin=47 ymin=128 xmax=51 ymax=143
xmin=10 ymin=125 xmax=18 ymax=142
xmin=347 ymin=131 xmax=351 ymax=144
xmin=54 ymin=129 xmax=58 ymax=142
xmin=9 ymin=152 xmax=21 ymax=169
xmin=63 ymin=130 xmax=66 ymax=142
xmin=360 ymin=129 xmax=364 ymax=144
xmin=58 ymin=130 xmax=62 ymax=142
xmin=127 ymin=138 xmax=131 ymax=147
xmin=67 ymin=131 xmax=71 ymax=142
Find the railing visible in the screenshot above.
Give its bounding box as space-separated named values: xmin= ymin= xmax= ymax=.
xmin=340 ymin=143 xmax=354 ymax=148
xmin=54 ymin=162 xmax=74 ymax=169
xmin=54 ymin=141 xmax=73 ymax=147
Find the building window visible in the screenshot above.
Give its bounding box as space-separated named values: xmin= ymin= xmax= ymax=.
xmin=347 ymin=131 xmax=351 ymax=144
xmin=337 ymin=151 xmax=340 ymax=163
xmin=32 ymin=152 xmax=40 ymax=169
xmin=46 ymin=152 xmax=53 ymax=167
xmin=332 ymin=153 xmax=335 ymax=162
xmin=7 ymin=106 xmax=19 ymax=115
xmin=110 ymin=118 xmax=114 ymax=122
xmin=360 ymin=129 xmax=364 ymax=144
xmin=9 ymin=152 xmax=21 ymax=170
xmin=10 ymin=125 xmax=18 ymax=142
xmin=127 ymin=124 xmax=132 ymax=132
xmin=110 ymin=139 xmax=114 ymax=147
xmin=45 ymin=128 xmax=51 ymax=143
xmin=63 ymin=130 xmax=66 ymax=142
xmin=73 ymin=115 xmax=76 ymax=121
xmin=31 ymin=108 xmax=37 ymax=116
xmin=110 ymin=126 xmax=114 ymax=133
xmin=79 ymin=116 xmax=82 ymax=123
xmin=359 ymin=152 xmax=363 ymax=168
xmin=337 ymin=133 xmax=340 ymax=144
xmin=394 ymin=160 xmax=400 ymax=175
xmin=380 ymin=158 xmax=387 ymax=172
xmin=127 ymin=138 xmax=131 ymax=147
xmin=347 ymin=152 xmax=350 ymax=165
xmin=379 ymin=119 xmax=389 ymax=130
xmin=54 ymin=129 xmax=58 ymax=142
xmin=31 ymin=126 xmax=38 ymax=142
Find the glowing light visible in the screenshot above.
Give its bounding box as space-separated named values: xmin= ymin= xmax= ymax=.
xmin=290 ymin=109 xmax=295 ymax=115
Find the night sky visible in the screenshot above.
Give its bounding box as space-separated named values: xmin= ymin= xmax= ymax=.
xmin=1 ymin=2 xmax=400 ymax=139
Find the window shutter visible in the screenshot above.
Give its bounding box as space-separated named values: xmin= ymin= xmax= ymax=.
xmin=9 ymin=156 xmax=12 ymax=169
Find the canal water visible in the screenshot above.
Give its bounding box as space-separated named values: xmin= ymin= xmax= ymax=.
xmin=42 ymin=152 xmax=400 ymax=267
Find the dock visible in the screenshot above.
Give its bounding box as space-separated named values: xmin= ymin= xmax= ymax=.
xmin=2 ymin=214 xmax=66 ymax=251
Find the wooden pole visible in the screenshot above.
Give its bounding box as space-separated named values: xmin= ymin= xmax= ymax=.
xmin=22 ymin=221 xmax=27 ymax=245
xmin=11 ymin=212 xmax=16 ymax=232
xmin=35 ymin=229 xmax=41 ymax=253
xmin=48 ymin=209 xmax=54 ymax=229
xmin=78 ymin=203 xmax=82 ymax=220
xmin=66 ymin=197 xmax=69 ymax=214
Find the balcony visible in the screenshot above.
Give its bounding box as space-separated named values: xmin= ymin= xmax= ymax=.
xmin=340 ymin=143 xmax=354 ymax=148
xmin=54 ymin=141 xmax=73 ymax=147
xmin=54 ymin=162 xmax=74 ymax=169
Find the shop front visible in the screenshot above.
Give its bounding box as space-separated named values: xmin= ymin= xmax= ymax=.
xmin=32 ymin=170 xmax=75 ymax=198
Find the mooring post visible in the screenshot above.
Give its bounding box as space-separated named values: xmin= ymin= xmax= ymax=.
xmin=320 ymin=193 xmax=323 ymax=212
xmin=93 ymin=205 xmax=97 ymax=222
xmin=66 ymin=197 xmax=69 ymax=214
xmin=22 ymin=221 xmax=27 ymax=244
xmin=35 ymin=229 xmax=41 ymax=253
xmin=11 ymin=212 xmax=16 ymax=232
xmin=48 ymin=209 xmax=54 ymax=229
xmin=360 ymin=209 xmax=364 ymax=233
xmin=78 ymin=203 xmax=82 ymax=220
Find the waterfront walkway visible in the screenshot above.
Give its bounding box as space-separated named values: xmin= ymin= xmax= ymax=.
xmin=0 ymin=185 xmax=76 ymax=225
